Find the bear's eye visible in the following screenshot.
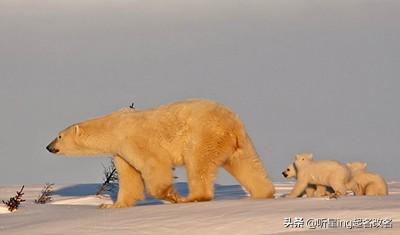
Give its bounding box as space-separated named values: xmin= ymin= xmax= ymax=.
xmin=287 ymin=168 xmax=290 ymax=171
xmin=58 ymin=135 xmax=62 ymax=139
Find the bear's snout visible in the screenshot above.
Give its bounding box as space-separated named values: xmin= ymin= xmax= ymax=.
xmin=46 ymin=140 xmax=59 ymax=154
xmin=282 ymin=171 xmax=288 ymax=178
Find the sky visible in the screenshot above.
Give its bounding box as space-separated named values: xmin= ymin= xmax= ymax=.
xmin=0 ymin=0 xmax=399 ymax=185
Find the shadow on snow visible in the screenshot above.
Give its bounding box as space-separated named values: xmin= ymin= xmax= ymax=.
xmin=54 ymin=182 xmax=248 ymax=206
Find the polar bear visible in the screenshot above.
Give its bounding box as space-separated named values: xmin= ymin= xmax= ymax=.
xmin=282 ymin=162 xmax=334 ymax=197
xmin=286 ymin=153 xmax=350 ymax=198
xmin=346 ymin=162 xmax=388 ymax=196
xmin=46 ymin=99 xmax=275 ymax=208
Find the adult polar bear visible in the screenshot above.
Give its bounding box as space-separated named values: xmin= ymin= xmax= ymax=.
xmin=46 ymin=99 xmax=275 ymax=208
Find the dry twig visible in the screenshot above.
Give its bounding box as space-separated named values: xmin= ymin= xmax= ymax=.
xmin=2 ymin=185 xmax=25 ymax=212
xmin=96 ymin=159 xmax=118 ymax=195
xmin=35 ymin=183 xmax=54 ymax=204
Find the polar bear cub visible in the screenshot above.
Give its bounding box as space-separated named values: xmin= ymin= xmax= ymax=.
xmin=346 ymin=162 xmax=388 ymax=196
xmin=282 ymin=162 xmax=334 ymax=197
xmin=286 ymin=153 xmax=351 ymax=198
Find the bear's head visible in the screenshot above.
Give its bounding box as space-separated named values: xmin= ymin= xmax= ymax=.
xmin=46 ymin=108 xmax=137 ymax=156
xmin=282 ymin=163 xmax=297 ymax=178
xmin=46 ymin=123 xmax=112 ymax=156
xmin=346 ymin=162 xmax=367 ymax=172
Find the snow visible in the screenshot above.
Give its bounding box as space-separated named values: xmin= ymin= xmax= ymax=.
xmin=0 ymin=182 xmax=399 ymax=234
xmin=51 ymin=195 xmax=113 ymax=206
xmin=0 ymin=206 xmax=9 ymax=214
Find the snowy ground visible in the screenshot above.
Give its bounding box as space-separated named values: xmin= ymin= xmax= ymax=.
xmin=0 ymin=182 xmax=399 ymax=235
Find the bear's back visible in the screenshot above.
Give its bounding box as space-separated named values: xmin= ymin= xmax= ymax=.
xmin=305 ymin=160 xmax=348 ymax=173
xmin=147 ymin=99 xmax=240 ymax=126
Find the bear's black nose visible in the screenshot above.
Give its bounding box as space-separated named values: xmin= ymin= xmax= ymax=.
xmin=282 ymin=172 xmax=288 ymax=177
xmin=46 ymin=145 xmax=59 ymax=153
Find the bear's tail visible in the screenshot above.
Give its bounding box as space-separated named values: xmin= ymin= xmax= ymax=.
xmin=224 ymin=132 xmax=275 ymax=199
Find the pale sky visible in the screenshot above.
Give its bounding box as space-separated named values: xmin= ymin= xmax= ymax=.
xmin=0 ymin=0 xmax=399 ymax=185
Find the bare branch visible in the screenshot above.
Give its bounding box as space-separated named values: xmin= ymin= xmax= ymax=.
xmin=35 ymin=183 xmax=54 ymax=204
xmin=96 ymin=159 xmax=118 ymax=195
xmin=2 ymin=185 xmax=25 ymax=212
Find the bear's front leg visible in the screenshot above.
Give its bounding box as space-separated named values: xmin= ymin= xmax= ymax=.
xmin=100 ymin=155 xmax=145 ymax=209
xmin=287 ymin=180 xmax=308 ymax=198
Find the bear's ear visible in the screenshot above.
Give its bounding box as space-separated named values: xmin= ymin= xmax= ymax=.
xmin=362 ymin=162 xmax=367 ymax=169
xmin=346 ymin=163 xmax=352 ymax=167
xmin=307 ymin=153 xmax=313 ymax=160
xmin=295 ymin=154 xmax=302 ymax=160
xmin=74 ymin=125 xmax=83 ymax=136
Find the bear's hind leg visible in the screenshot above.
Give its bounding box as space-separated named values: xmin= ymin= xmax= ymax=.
xmin=315 ymin=185 xmax=329 ymax=197
xmin=365 ymin=182 xmax=387 ymax=196
xmin=330 ymin=180 xmax=348 ymax=197
xmin=181 ymin=131 xmax=238 ymax=203
xmin=100 ymin=155 xmax=144 ymax=209
xmin=223 ymin=148 xmax=275 ymax=199
xmin=365 ymin=183 xmax=378 ymax=196
xmin=305 ymin=184 xmax=317 ymax=198
xmin=181 ymin=156 xmax=220 ymax=203
xmin=141 ymin=160 xmax=182 ymax=203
